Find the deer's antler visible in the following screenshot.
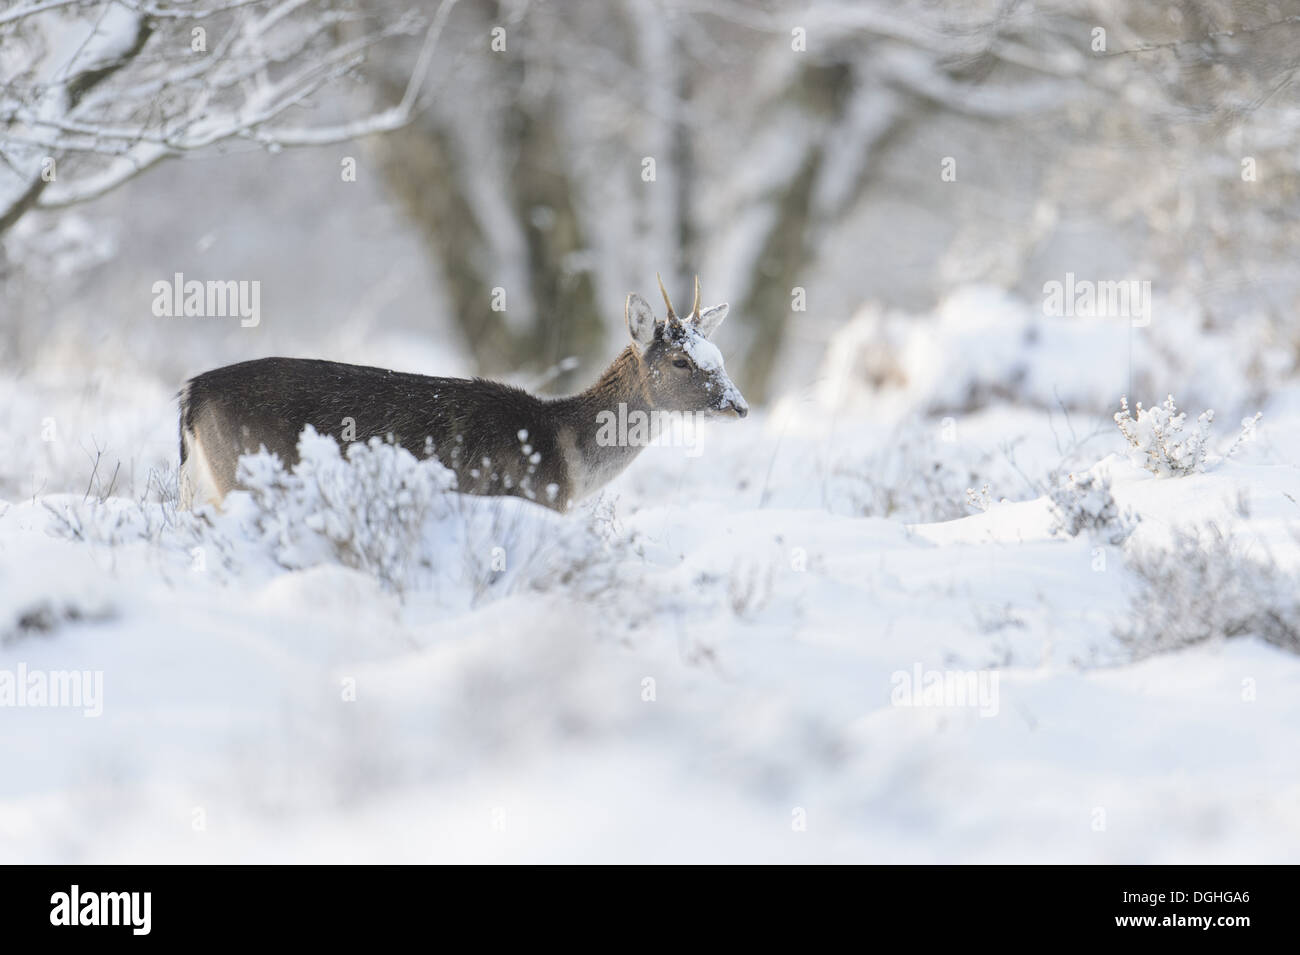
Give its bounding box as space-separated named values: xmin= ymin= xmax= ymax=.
xmin=656 ymin=272 xmax=677 ymax=321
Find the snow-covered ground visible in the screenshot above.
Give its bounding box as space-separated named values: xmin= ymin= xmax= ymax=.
xmin=2 ymin=291 xmax=1298 ymax=862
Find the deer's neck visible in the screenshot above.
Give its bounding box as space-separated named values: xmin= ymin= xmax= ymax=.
xmin=551 ymin=345 xmax=655 ymax=500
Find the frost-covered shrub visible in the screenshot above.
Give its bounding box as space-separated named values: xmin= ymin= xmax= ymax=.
xmin=454 ymin=492 xmax=641 ymax=605
xmin=1113 ymin=395 xmax=1261 ymax=476
xmin=233 ymin=427 xmax=457 ymax=592
xmin=1121 ymin=523 xmax=1300 ymax=657
xmin=1047 ymin=469 xmax=1137 ymax=545
xmin=1113 ymin=395 xmax=1213 ymax=476
xmin=39 ymin=466 xmax=211 ymax=561
xmin=229 ymin=427 xmax=642 ymax=600
xmin=43 ymin=495 xmax=169 ymax=547
xmin=965 ymin=484 xmax=995 ymax=513
xmin=40 ymin=426 xmax=643 ymax=603
xmin=831 ymin=421 xmax=991 ymax=522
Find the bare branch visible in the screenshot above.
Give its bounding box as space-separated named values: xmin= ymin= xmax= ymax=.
xmin=2 ymin=0 xmax=457 ymax=226
xmin=0 ymin=0 xmax=92 ymax=28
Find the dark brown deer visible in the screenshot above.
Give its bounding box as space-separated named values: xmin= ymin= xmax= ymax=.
xmin=179 ymin=277 xmax=747 ymax=512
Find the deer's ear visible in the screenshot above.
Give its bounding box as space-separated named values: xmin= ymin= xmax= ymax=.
xmin=627 ymin=293 xmax=657 ymax=350
xmin=695 ymin=302 xmax=728 ymax=338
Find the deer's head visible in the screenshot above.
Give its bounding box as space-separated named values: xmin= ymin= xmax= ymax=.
xmin=625 ymin=276 xmax=748 ymax=419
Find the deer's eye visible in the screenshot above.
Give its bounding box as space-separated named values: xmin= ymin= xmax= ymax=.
xmin=672 ymin=358 xmax=690 ymax=369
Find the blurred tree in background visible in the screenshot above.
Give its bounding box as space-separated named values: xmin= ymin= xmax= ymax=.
xmin=361 ymin=0 xmax=1300 ymax=399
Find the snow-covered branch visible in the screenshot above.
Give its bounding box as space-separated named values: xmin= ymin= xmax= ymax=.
xmin=0 ymin=0 xmax=455 ymax=228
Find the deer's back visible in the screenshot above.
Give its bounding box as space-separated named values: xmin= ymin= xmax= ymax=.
xmin=180 ymin=357 xmax=570 ymax=507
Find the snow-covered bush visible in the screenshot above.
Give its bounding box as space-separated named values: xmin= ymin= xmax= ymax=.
xmin=831 ymin=421 xmax=992 ymax=522
xmin=1114 ymin=395 xmax=1261 ymax=476
xmin=43 ymin=495 xmax=169 ymax=548
xmin=453 ymin=492 xmax=641 ymax=606
xmin=813 ymin=288 xmax=1283 ymax=422
xmin=1047 ymin=468 xmax=1137 ymax=545
xmin=227 ymin=427 xmax=642 ymax=601
xmin=1121 ymin=522 xmax=1300 ymax=657
xmin=232 ymin=427 xmax=457 ymax=593
xmin=1113 ymin=395 xmax=1214 ymax=476
xmin=965 ymin=484 xmax=996 ymax=513
xmin=38 ymin=466 xmax=215 ymax=562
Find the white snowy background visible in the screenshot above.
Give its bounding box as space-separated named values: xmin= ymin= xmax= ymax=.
xmin=2 ymin=0 xmax=1299 ymax=862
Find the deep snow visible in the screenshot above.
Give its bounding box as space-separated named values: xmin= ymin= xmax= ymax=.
xmin=1 ymin=377 xmax=1297 ymax=862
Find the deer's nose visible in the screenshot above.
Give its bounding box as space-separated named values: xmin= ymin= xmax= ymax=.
xmin=735 ymin=403 xmax=748 ymax=418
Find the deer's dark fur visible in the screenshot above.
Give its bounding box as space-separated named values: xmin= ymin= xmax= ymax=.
xmin=179 ymin=280 xmax=746 ymax=512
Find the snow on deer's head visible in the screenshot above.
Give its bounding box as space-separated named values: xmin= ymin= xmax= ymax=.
xmin=625 ymin=275 xmax=748 ymax=418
